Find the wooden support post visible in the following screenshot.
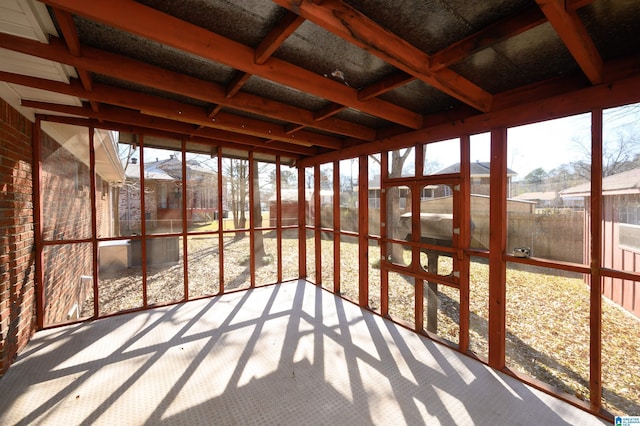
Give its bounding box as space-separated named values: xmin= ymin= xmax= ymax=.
xmin=358 ymin=155 xmax=368 ymax=307
xmin=333 ymin=160 xmax=340 ymax=294
xmin=589 ymin=108 xmax=603 ymax=413
xmin=415 ymin=144 xmax=425 ymax=332
xmin=458 ymin=134 xmax=471 ymax=353
xmin=488 ymin=128 xmax=507 ymax=369
xmin=380 ymin=151 xmax=389 ymax=316
xmin=276 ymin=157 xmax=283 ymax=284
xmin=249 ymin=152 xmax=256 ymax=288
xmin=139 ymin=134 xmax=148 ymax=308
xmin=33 ymin=119 xmax=45 ymax=328
xmin=217 ymin=153 xmax=225 ymax=294
xmin=181 ymin=141 xmax=189 ymax=300
xmin=298 ymin=165 xmax=306 ymax=279
xmin=314 ymin=164 xmax=322 ymax=285
xmin=88 ymin=127 xmax=99 ymax=317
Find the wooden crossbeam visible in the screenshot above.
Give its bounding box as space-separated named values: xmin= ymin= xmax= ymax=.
xmin=24 ymin=100 xmax=316 ymax=156
xmin=226 ymin=72 xmax=251 ymax=98
xmin=536 ymin=0 xmax=603 ymax=84
xmin=42 ymin=0 xmax=423 ymax=129
xmin=358 ymin=72 xmax=416 ymax=101
xmin=313 ymin=103 xmax=346 ymax=121
xmin=429 ymin=7 xmax=547 ymax=72
xmin=53 ymin=8 xmax=99 ymax=112
xmin=255 ymin=10 xmax=305 ymax=65
xmin=0 ymin=70 xmax=342 ymax=149
xmin=273 ymin=0 xmax=492 ymax=112
xmin=0 ymin=31 xmax=375 ymax=141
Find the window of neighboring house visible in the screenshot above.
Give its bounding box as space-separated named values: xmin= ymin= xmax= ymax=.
xmin=169 ymin=185 xmax=182 ymax=209
xmin=420 ymin=186 xmax=434 ymax=200
xmin=619 ymin=198 xmax=640 ymax=225
xmin=101 ymin=181 xmax=108 ymax=200
xmin=618 ymin=196 xmax=640 ymax=250
xmin=158 ymin=184 xmax=167 ymax=209
xmin=368 ymin=189 xmax=380 ymax=209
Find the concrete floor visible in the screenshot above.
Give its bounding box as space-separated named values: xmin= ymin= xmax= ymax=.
xmin=0 ymin=280 xmax=607 ymax=425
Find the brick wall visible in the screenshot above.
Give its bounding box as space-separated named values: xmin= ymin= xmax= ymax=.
xmin=0 ymin=98 xmax=36 ymax=377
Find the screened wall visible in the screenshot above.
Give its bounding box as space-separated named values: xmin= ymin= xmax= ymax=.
xmin=35 ymin=103 xmax=640 ymax=417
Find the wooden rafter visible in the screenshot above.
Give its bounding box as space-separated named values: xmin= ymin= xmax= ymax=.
xmin=52 ymin=8 xmax=99 ymax=112
xmin=39 ymin=113 xmax=303 ymax=158
xmin=225 ymin=72 xmax=251 ymax=98
xmin=358 ymin=72 xmax=416 ymax=101
xmin=221 ymin=12 xmax=304 ymax=125
xmin=0 ymin=70 xmax=342 ymax=149
xmin=207 ymin=104 xmax=223 ymax=119
xmin=285 ymin=123 xmax=305 ymax=134
xmin=41 ymin=0 xmax=423 ymax=129
xmin=24 ymin=100 xmax=315 ymax=156
xmin=255 ymin=10 xmax=305 ymax=65
xmin=0 ymin=32 xmax=375 ymax=141
xmin=536 ymin=0 xmax=603 ymax=84
xmin=313 ymin=103 xmax=346 ymax=121
xmin=297 ymin=69 xmax=640 ymax=166
xmin=429 ymin=6 xmax=547 ymax=72
xmin=272 ymin=0 xmax=493 ymax=112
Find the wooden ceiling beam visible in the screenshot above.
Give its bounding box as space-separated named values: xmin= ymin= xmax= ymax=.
xmin=298 ymin=62 xmax=640 ymax=166
xmin=285 ymin=124 xmax=305 ymax=134
xmin=38 ymin=114 xmax=303 ymax=159
xmin=0 ymin=31 xmax=374 ymax=141
xmin=225 ymin=12 xmax=304 ymax=103
xmin=225 ymin=72 xmax=251 ymax=98
xmin=52 ymin=8 xmax=99 ymax=112
xmin=41 ymin=0 xmax=423 ymax=129
xmin=535 ymin=0 xmax=603 ymax=84
xmin=273 ymin=0 xmax=492 ymax=112
xmin=24 ymin=100 xmax=315 ymax=156
xmin=358 ymin=72 xmax=415 ymax=101
xmin=429 ymin=6 xmax=547 ymax=72
xmin=207 ymin=104 xmax=223 ymax=119
xmin=313 ymin=103 xmax=346 ymax=121
xmin=0 ymin=70 xmax=342 ymax=149
xmin=255 ymin=10 xmax=305 ymax=65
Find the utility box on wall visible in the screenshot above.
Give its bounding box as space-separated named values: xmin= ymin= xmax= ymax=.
xmin=129 ymin=237 xmax=180 ymax=266
xmin=98 ymin=240 xmax=130 ymax=273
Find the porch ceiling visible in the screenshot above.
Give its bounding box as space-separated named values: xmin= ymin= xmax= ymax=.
xmin=1 ymin=0 xmax=640 ymax=161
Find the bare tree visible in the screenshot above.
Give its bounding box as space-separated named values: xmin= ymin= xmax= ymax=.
xmin=223 ymin=158 xmax=248 ymax=233
xmin=573 ymin=128 xmax=640 ymax=179
xmin=252 ymin=161 xmax=276 ymax=264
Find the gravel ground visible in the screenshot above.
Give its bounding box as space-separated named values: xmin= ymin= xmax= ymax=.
xmin=84 ymin=235 xmax=638 ymax=416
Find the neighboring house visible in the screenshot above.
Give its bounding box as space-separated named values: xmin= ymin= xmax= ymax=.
xmin=513 ymin=191 xmax=562 ymax=210
xmin=269 ymin=189 xmax=300 ymax=227
xmin=119 ymin=156 xmax=218 ymax=234
xmin=432 ymin=161 xmax=518 ymax=197
xmin=561 ymin=168 xmax=640 ymax=317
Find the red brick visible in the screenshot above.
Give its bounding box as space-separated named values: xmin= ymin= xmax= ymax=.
xmin=0 ymin=98 xmax=35 ymax=378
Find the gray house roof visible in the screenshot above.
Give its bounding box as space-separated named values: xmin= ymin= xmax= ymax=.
xmin=434 ymin=161 xmax=518 ymax=177
xmin=124 ymin=157 xmax=216 ymax=181
xmin=560 ymin=167 xmax=640 ymax=197
xmin=514 ymin=191 xmax=558 ymax=202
